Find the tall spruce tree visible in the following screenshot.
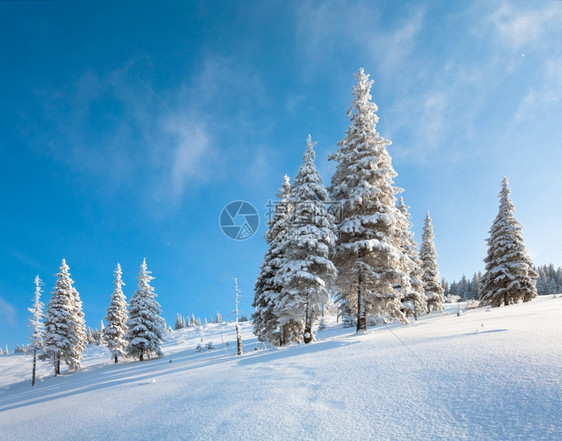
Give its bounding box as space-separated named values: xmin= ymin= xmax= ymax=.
xmin=328 ymin=68 xmax=411 ymax=332
xmin=104 ymin=263 xmax=128 ymax=363
xmin=125 ymin=259 xmax=165 ymax=361
xmin=275 ymin=135 xmax=337 ymax=344
xmin=253 ymin=175 xmax=293 ymax=345
xmin=479 ymin=177 xmax=538 ymax=307
xmin=420 ymin=212 xmax=444 ymax=312
xmin=28 ymin=275 xmax=45 ymax=386
xmin=43 ymin=259 xmax=86 ymax=374
xmin=397 ymin=198 xmax=426 ymax=319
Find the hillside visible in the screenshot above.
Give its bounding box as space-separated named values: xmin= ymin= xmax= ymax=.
xmin=1 ymin=296 xmax=561 ymax=441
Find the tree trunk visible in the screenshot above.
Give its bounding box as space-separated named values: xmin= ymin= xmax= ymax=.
xmin=356 ymin=271 xmax=367 ymax=332
xmin=54 ymin=352 xmax=61 ymax=375
xmin=236 ymin=323 xmax=243 ymax=355
xmin=140 ymin=352 xmax=144 ymax=362
xmin=279 ymin=324 xmax=287 ymax=346
xmin=114 ymin=355 xmax=118 ymax=364
xmin=304 ymin=302 xmax=313 ymax=344
xmin=31 ymin=349 xmax=37 ymax=386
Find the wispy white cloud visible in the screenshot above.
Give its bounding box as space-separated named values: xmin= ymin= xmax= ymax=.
xmin=0 ymin=297 xmax=16 ymax=326
xmin=296 ymin=0 xmax=425 ymax=79
xmin=489 ymin=3 xmax=561 ymax=50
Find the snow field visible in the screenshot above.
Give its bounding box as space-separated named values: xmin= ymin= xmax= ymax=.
xmin=1 ymin=297 xmax=561 ymax=440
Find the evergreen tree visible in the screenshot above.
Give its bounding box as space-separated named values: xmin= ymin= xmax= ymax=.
xmin=125 ymin=259 xmax=165 ymax=361
xmin=105 ymin=263 xmax=128 ymax=363
xmin=468 ymin=272 xmax=482 ymax=299
xmin=29 ymin=275 xmax=45 ymax=353
xmin=546 ymin=277 xmax=557 ymax=295
xmin=536 ymin=267 xmax=548 ymax=295
xmin=397 ymin=198 xmax=426 ymax=319
xmin=215 ymin=311 xmax=222 ymax=324
xmin=479 ymin=177 xmax=538 ymax=307
xmin=43 ymin=259 xmax=86 ymax=374
xmin=28 ymin=275 xmax=45 ymax=386
xmin=420 ymin=212 xmax=444 ymax=312
xmin=253 ymin=175 xmax=293 ymax=345
xmin=68 ymin=270 xmax=86 ymax=369
xmin=441 ymin=278 xmax=450 ymax=297
xmin=86 ymin=328 xmax=94 ymax=344
xmin=174 ymin=313 xmax=185 ymax=330
xmin=535 ymin=264 xmax=562 ymax=295
xmin=328 ymin=68 xmax=410 ymax=332
xmin=99 ymin=320 xmax=105 ymax=342
xmin=275 ymin=135 xmax=337 ymax=344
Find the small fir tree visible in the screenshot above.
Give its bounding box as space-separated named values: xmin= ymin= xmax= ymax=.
xmin=105 ymin=263 xmax=128 ymax=363
xmin=43 ymin=259 xmax=86 ymax=374
xmin=28 ymin=275 xmax=45 ymax=386
xmin=479 ymin=177 xmax=538 ymax=306
xmin=420 ymin=212 xmax=444 ymax=313
xmin=174 ymin=313 xmax=185 ymax=330
xmin=125 ymin=259 xmax=165 ymax=361
xmin=275 ymin=135 xmax=337 ymax=344
xmin=397 ymin=198 xmax=427 ymax=319
xmin=253 ymin=175 xmax=293 ymax=345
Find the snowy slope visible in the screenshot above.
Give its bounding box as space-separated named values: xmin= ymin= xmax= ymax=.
xmin=1 ymin=297 xmax=561 ymax=441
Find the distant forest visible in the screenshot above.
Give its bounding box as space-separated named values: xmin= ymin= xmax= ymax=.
xmin=443 ymin=264 xmax=561 ymax=300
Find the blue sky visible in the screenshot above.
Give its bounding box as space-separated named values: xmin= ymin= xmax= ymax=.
xmin=1 ymin=0 xmax=561 ymax=350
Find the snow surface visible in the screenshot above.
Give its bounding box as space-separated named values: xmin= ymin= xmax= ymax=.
xmin=1 ymin=296 xmax=561 ymax=440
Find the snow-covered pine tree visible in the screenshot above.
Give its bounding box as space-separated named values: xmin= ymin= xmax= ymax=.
xmin=104 ymin=263 xmax=128 ymax=363
xmin=28 ymin=275 xmax=45 ymax=386
xmin=174 ymin=313 xmax=185 ymax=330
xmin=397 ymin=198 xmax=426 ymax=319
xmin=125 ymin=259 xmax=165 ymax=361
xmin=69 ymin=274 xmax=86 ymax=370
xmin=479 ymin=177 xmax=538 ymax=307
xmin=328 ymin=68 xmax=411 ymax=332
xmin=275 ymin=135 xmax=337 ymax=344
xmin=420 ymin=212 xmax=444 ymax=313
xmin=43 ymin=259 xmax=86 ymax=374
xmin=252 ymin=175 xmax=293 ymax=345
xmin=94 ymin=320 xmax=104 ymax=345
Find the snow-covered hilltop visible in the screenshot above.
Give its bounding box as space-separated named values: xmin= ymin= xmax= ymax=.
xmin=1 ymin=296 xmax=561 ymax=441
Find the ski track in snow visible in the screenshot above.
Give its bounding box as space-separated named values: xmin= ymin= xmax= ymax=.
xmin=1 ymin=296 xmax=561 ymax=440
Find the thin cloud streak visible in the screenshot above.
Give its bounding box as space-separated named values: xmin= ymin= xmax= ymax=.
xmin=0 ymin=297 xmax=16 ymax=326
